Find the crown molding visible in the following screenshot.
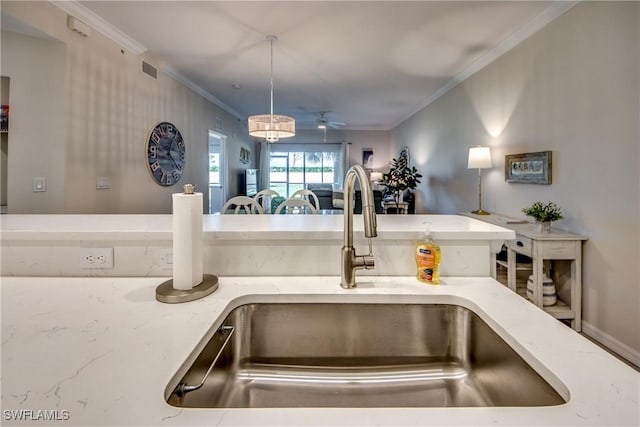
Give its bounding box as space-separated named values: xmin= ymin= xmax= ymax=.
xmin=161 ymin=63 xmax=244 ymax=121
xmin=49 ymin=0 xmax=146 ymax=55
xmin=391 ymin=1 xmax=579 ymax=129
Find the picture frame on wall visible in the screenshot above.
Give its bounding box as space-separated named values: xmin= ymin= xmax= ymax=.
xmin=362 ymin=148 xmax=374 ymax=170
xmin=240 ymin=146 xmax=250 ymax=164
xmin=0 ymin=105 xmax=9 ymax=132
xmin=505 ymin=151 xmax=552 ymax=184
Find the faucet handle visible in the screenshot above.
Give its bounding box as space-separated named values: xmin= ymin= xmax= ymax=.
xmin=354 ymin=252 xmax=375 ymax=270
xmin=363 ymin=238 xmax=375 ymax=269
xmin=361 ymin=254 xmax=375 ymax=270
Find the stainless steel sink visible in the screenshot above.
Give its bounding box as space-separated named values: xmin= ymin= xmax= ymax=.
xmin=166 ymin=302 xmax=566 ymax=408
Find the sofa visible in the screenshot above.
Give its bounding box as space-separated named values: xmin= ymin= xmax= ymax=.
xmin=306 ymin=184 xmax=336 ymax=210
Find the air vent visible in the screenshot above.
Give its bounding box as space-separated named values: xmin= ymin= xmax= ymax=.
xmin=67 ymin=15 xmax=91 ymax=37
xmin=141 ymin=61 xmax=158 ymax=79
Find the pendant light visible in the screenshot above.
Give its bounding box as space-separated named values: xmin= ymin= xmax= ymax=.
xmin=247 ymin=35 xmax=295 ymax=143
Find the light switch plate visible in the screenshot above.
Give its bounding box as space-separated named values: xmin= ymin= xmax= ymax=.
xmin=33 ymin=177 xmax=46 ymax=192
xmin=96 ymin=177 xmax=111 ymax=190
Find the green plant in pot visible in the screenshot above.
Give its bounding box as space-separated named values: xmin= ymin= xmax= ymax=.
xmin=522 ymin=201 xmax=563 ymax=233
xmin=379 ymin=147 xmax=422 ymax=212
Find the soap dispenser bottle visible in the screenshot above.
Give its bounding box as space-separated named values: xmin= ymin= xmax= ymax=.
xmin=415 ymin=223 xmax=441 ymax=285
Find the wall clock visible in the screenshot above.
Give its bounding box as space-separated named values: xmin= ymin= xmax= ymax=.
xmin=146 ymin=122 xmax=185 ymax=186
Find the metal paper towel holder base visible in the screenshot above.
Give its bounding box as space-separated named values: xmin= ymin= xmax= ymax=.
xmin=156 ymin=274 xmax=219 ymax=304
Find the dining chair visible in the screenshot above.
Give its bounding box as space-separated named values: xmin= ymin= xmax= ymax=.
xmin=253 ymin=189 xmax=280 ymax=213
xmin=290 ymin=189 xmax=320 ymax=211
xmin=274 ymin=198 xmax=317 ymax=215
xmin=221 ymin=196 xmax=264 ymax=214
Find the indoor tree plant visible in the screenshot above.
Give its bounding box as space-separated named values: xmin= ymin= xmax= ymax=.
xmin=379 ymin=147 xmax=422 ymax=211
xmin=522 ymin=201 xmax=563 ymax=233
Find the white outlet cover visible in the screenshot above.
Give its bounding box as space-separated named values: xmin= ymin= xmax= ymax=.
xmin=80 ymin=248 xmax=114 ymax=269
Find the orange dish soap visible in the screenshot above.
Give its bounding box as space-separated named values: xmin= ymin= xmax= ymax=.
xmin=415 ymin=224 xmax=441 ymax=284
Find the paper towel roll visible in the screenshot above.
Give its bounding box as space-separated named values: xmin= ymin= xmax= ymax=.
xmin=172 ymin=191 xmax=203 ymax=290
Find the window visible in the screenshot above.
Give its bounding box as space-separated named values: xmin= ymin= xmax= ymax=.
xmin=208 ymin=152 xmax=221 ymax=185
xmin=269 ymin=149 xmax=339 ymax=198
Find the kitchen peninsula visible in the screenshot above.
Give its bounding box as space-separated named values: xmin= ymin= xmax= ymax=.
xmin=1 ymin=214 xmax=638 ymax=426
xmin=2 ymin=276 xmax=638 ymax=426
xmin=1 ymin=214 xmax=511 ymax=277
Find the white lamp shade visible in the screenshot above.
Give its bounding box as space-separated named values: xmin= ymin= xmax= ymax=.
xmin=468 ymin=146 xmax=492 ymax=169
xmin=248 ymin=114 xmax=295 ymax=143
xmin=369 ymin=172 xmax=383 ymax=182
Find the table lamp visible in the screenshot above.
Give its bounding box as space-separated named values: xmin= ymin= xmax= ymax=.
xmin=468 ymin=146 xmax=492 ymax=215
xmin=369 ymin=171 xmax=383 ymax=190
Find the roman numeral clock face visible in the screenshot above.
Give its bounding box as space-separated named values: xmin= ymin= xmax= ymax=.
xmin=146 ymin=122 xmax=185 ymax=186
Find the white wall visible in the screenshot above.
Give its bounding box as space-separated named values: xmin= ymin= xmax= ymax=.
xmin=1 ymin=1 xmax=253 ymax=214
xmin=1 ymin=31 xmax=67 ymax=213
xmin=391 ymin=2 xmax=640 ymax=355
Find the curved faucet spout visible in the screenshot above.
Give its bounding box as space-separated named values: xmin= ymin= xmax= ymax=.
xmin=341 ymin=164 xmax=378 ymax=289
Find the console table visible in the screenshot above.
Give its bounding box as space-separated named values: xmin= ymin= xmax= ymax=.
xmin=382 ymin=200 xmax=409 ymax=214
xmin=461 ymin=212 xmax=587 ymax=331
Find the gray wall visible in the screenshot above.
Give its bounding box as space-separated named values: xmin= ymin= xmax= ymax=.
xmin=391 ymin=2 xmax=639 ymax=356
xmin=1 ymin=1 xmax=253 ymax=214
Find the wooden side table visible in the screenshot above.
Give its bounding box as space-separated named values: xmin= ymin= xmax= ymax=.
xmin=461 ymin=212 xmax=587 ymax=331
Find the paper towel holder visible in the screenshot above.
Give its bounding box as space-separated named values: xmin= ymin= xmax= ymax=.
xmin=156 ymin=183 xmax=219 ymax=303
xmin=155 ymin=274 xmax=218 ymax=304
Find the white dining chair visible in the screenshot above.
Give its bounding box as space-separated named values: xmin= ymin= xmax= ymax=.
xmin=274 ymin=198 xmax=317 ymax=215
xmin=221 ymin=196 xmax=264 ymax=214
xmin=291 ymin=189 xmax=320 ymax=211
xmin=253 ymin=189 xmax=280 ymax=213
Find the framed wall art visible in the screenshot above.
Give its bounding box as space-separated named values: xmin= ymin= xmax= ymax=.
xmin=362 ymin=148 xmax=374 ymax=170
xmin=239 ymin=146 xmax=250 ymax=164
xmin=505 ymin=151 xmax=552 ymax=184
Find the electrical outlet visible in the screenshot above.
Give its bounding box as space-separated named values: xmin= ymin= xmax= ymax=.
xmin=81 ymin=248 xmax=114 ymax=269
xmin=158 ymin=249 xmax=173 ymax=270
xmin=160 ymin=250 xmax=173 ymax=265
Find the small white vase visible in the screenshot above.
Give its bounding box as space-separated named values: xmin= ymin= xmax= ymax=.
xmin=536 ymin=221 xmax=552 ymax=233
xmin=527 ymin=274 xmax=557 ymax=306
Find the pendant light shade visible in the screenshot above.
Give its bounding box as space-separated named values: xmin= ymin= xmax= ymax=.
xmin=247 ymin=114 xmax=295 ymax=142
xmin=248 ymin=36 xmax=295 ymax=143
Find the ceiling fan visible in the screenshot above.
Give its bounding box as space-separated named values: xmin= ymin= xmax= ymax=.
xmin=316 ymin=111 xmax=345 ymax=129
xmin=314 ymin=111 xmax=345 ymax=142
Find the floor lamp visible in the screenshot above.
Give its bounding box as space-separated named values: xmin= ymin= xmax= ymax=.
xmin=468 ymin=146 xmax=492 ymax=215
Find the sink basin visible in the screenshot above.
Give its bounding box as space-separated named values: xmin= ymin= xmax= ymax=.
xmin=166 ymin=302 xmax=566 ymax=408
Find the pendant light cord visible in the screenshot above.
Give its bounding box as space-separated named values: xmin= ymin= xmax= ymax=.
xmin=269 ymin=36 xmax=275 ymax=123
xmin=247 ymin=35 xmax=294 ymax=143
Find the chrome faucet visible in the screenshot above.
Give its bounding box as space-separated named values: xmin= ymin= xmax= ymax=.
xmin=341 ymin=164 xmax=377 ymax=289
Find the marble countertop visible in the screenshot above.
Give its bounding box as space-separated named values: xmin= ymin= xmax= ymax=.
xmin=0 ymin=214 xmax=514 ymax=241
xmin=2 ymin=275 xmax=638 ymax=426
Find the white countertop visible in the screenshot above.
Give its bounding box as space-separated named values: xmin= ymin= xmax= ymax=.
xmin=2 ymin=275 xmax=638 ymax=426
xmin=0 ymin=214 xmax=514 ymax=241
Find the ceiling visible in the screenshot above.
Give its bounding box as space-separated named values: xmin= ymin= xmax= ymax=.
xmin=69 ymin=1 xmax=563 ymax=130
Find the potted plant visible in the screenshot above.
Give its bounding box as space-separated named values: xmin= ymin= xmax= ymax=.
xmin=522 ymin=201 xmax=563 ymax=233
xmin=379 ymin=147 xmax=422 ymax=212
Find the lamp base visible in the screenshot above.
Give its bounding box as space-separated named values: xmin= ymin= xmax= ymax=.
xmin=155 ymin=274 xmax=219 ymax=304
xmin=471 ymin=209 xmax=490 ymax=215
